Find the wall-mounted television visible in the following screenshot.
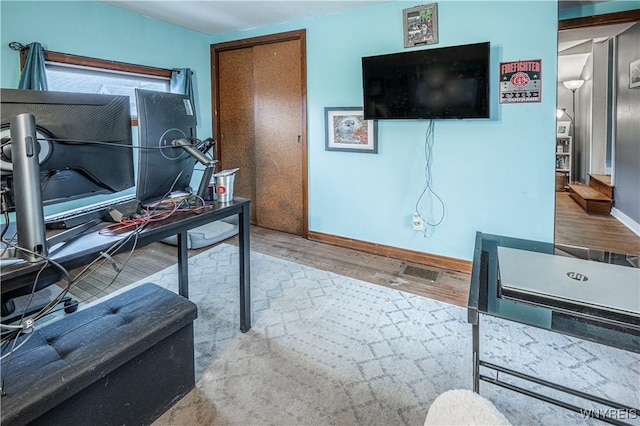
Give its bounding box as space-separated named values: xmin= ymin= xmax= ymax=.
xmin=362 ymin=42 xmax=490 ymax=120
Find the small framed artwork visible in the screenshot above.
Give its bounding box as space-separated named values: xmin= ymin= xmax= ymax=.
xmin=325 ymin=107 xmax=378 ymax=153
xmin=556 ymin=121 xmax=571 ymax=137
xmin=630 ymin=58 xmax=640 ymax=89
xmin=403 ymin=3 xmax=438 ymax=48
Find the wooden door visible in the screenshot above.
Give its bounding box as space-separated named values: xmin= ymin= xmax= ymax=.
xmin=218 ymin=48 xmax=257 ymax=222
xmin=253 ymin=40 xmax=303 ymax=235
xmin=214 ymin=31 xmax=307 ymax=236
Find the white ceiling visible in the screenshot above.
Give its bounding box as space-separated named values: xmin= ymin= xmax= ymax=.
xmin=101 ymin=1 xmax=391 ymax=35
xmin=558 ymin=22 xmax=635 ymax=81
xmin=558 ymin=22 xmax=636 ymax=53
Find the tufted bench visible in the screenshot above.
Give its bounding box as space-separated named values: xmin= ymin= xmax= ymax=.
xmin=0 ymin=283 xmax=198 ymax=426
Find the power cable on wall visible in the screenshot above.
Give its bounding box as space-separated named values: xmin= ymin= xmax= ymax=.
xmin=415 ymin=120 xmax=445 ymax=237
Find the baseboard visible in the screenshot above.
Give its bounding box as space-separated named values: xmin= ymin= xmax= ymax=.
xmin=307 ymin=231 xmax=472 ymax=273
xmin=611 ymin=207 xmax=640 ymax=237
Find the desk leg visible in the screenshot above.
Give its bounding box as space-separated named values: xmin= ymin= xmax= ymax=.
xmin=177 ymin=231 xmax=189 ymax=298
xmin=473 ymin=319 xmax=480 ymax=393
xmin=239 ymin=202 xmax=251 ymax=332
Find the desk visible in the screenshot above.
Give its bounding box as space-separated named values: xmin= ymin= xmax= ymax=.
xmin=1 ymin=197 xmax=251 ymax=332
xmin=468 ymin=232 xmax=639 ymax=425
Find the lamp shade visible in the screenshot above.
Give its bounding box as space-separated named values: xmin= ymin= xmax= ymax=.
xmin=563 ymin=80 xmax=584 ymax=91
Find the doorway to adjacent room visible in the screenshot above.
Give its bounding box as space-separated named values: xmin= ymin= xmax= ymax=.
xmin=555 ymin=9 xmax=640 ymax=254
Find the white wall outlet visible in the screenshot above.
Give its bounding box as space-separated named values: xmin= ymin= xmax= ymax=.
xmin=412 ymin=213 xmax=423 ymax=231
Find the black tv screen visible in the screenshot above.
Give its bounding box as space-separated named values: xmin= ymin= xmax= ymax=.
xmin=362 ymin=42 xmax=490 ymax=120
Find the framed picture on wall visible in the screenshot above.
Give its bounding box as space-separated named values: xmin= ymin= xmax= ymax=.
xmin=556 ymin=121 xmax=571 ymax=137
xmin=403 ymin=3 xmax=438 ymax=48
xmin=324 ymin=107 xmax=378 ymax=153
xmin=630 ymin=58 xmax=640 ymax=89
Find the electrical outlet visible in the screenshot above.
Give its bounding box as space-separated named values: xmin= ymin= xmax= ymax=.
xmin=412 ymin=213 xmax=423 ymax=231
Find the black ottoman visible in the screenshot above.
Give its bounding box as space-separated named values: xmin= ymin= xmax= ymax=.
xmin=1 ymin=283 xmax=198 ymax=426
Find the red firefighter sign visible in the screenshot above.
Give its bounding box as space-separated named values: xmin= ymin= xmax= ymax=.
xmin=500 ymin=59 xmax=542 ymax=103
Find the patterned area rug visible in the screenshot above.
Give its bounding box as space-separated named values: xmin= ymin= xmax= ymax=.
xmin=128 ymin=243 xmax=638 ymax=426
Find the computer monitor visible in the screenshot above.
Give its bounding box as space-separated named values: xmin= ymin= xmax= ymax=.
xmin=0 ymin=89 xmax=135 ymax=210
xmin=135 ymin=89 xmax=197 ymax=205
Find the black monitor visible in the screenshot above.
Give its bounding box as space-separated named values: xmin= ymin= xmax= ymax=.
xmin=0 ymin=89 xmax=135 ymax=210
xmin=135 ymin=89 xmax=198 ymax=205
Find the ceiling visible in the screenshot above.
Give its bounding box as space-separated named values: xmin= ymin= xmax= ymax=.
xmin=101 ymin=1 xmax=391 ymax=35
xmin=558 ymin=22 xmax=636 ymax=81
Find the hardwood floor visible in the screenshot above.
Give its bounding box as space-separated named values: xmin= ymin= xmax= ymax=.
xmin=555 ymin=192 xmax=640 ymax=255
xmin=66 ymin=193 xmax=638 ymax=310
xmin=67 ymin=226 xmax=471 ymax=308
xmin=231 ymin=227 xmax=471 ymax=307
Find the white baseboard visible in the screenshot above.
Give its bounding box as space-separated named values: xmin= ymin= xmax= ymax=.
xmin=611 ymin=207 xmax=640 ymax=237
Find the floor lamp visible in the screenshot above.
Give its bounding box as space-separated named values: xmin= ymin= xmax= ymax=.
xmin=563 ymin=79 xmax=584 ymax=183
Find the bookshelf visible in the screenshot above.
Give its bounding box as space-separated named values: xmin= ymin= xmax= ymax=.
xmin=555 ymin=136 xmax=571 ymax=190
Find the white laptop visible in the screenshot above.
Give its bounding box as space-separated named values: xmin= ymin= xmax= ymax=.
xmin=497 ymin=246 xmax=640 ymax=318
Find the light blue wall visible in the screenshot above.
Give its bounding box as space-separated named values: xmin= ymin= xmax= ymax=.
xmin=1 ymin=1 xmax=559 ymax=261
xmin=559 ymin=0 xmax=639 ymax=20
xmin=1 ymin=1 xmax=212 ymax=136
xmin=1 ymin=1 xmax=212 ymax=214
xmin=212 ymin=1 xmax=559 ymax=261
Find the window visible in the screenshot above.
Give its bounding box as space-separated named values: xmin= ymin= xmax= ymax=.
xmin=47 ymin=64 xmax=169 ymax=119
xmin=26 ymin=50 xmax=172 ymax=124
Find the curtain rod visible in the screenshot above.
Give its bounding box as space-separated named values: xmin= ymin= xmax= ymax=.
xmin=9 ymin=42 xmax=187 ymax=77
xmin=9 ymin=41 xmax=28 ymax=51
xmin=9 ymin=42 xmax=174 ymax=78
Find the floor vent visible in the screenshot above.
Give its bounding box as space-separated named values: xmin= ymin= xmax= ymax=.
xmin=399 ymin=264 xmax=441 ymax=282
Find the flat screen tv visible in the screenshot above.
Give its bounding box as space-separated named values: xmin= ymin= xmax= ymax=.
xmin=362 ymin=42 xmax=490 ymax=120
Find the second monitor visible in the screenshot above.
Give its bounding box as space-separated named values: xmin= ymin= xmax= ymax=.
xmin=135 ymin=89 xmax=198 ymax=206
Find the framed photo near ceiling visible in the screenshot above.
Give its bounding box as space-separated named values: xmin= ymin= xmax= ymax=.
xmin=403 ymin=3 xmax=438 ymax=48
xmin=324 ymin=107 xmax=378 ymax=153
xmin=630 ymin=58 xmax=640 ymax=89
xmin=556 ymin=121 xmax=571 ymax=137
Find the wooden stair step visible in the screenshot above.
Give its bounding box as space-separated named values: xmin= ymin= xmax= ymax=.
xmin=589 ymin=174 xmax=614 ymax=199
xmin=568 ymin=183 xmax=613 ymax=214
xmin=569 ymin=183 xmax=611 ymax=201
xmin=589 ymin=173 xmax=612 ymax=186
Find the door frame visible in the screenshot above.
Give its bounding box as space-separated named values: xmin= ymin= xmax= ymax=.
xmin=554 ymin=9 xmax=639 ymax=248
xmin=558 ymin=9 xmax=639 ymax=31
xmin=210 ymin=29 xmax=308 ymax=237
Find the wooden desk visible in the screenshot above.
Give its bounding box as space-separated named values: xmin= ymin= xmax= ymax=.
xmin=1 ymin=197 xmax=252 ymax=332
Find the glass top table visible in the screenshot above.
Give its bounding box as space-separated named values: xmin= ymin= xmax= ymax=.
xmin=468 ymin=231 xmax=639 ymax=353
xmin=468 ymin=232 xmax=639 ymax=424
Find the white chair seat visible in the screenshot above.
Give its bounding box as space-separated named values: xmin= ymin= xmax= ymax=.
xmin=424 ymin=389 xmax=511 ymax=425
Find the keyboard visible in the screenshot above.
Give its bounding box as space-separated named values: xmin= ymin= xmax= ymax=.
xmin=44 ymin=194 xmax=137 ymax=229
